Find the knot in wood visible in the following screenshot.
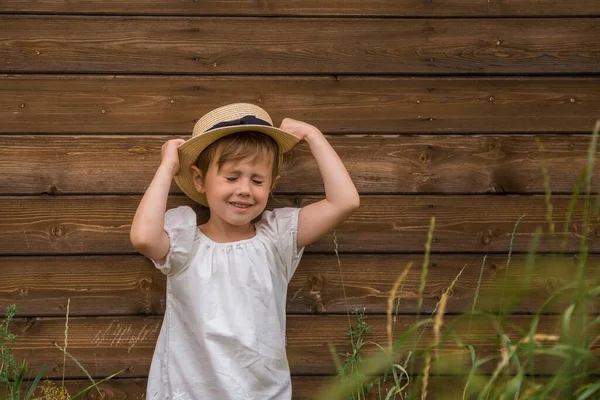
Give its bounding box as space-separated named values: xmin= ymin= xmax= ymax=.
xmin=488 ymin=141 xmax=500 ymax=151
xmin=479 ymin=233 xmax=492 ymax=246
xmin=139 ymin=278 xmax=153 ymax=292
xmin=51 ymin=225 xmax=66 ymax=238
xmin=47 ymin=184 xmax=61 ymax=194
xmin=310 ymin=275 xmax=323 ymax=294
xmin=418 ymin=151 xmax=431 ymax=164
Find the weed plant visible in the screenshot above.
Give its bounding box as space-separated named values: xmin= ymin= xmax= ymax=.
xmin=322 ymin=121 xmax=600 ymax=400
xmin=0 ymin=300 xmax=122 ymax=400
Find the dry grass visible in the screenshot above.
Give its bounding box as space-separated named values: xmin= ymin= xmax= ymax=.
xmin=322 ymin=120 xmax=600 ymax=400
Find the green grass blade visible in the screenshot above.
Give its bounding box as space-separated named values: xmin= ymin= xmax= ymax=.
xmin=576 ymin=383 xmax=600 ymax=400
xmin=536 ymin=137 xmax=555 ymax=234
xmin=23 ymin=364 xmax=47 ymax=400
xmin=69 ymin=369 xmax=125 ymax=400
xmin=468 ymin=255 xmax=487 ymax=332
xmin=577 ymin=119 xmax=600 ymax=283
xmin=13 ymin=361 xmax=27 ymax=400
xmin=562 ymin=169 xmax=585 ymax=252
xmin=500 ymin=214 xmax=526 ymax=318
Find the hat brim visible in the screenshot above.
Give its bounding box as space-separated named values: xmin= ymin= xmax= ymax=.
xmin=174 ymin=125 xmax=300 ymax=206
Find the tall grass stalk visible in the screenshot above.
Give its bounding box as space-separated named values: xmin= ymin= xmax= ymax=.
xmin=61 ymin=299 xmax=69 ymax=391
xmin=499 ymin=215 xmax=526 ymax=320
xmin=417 ymin=217 xmax=436 ymax=316
xmin=0 ymin=302 xmax=124 ymax=400
xmin=387 ymin=263 xmax=413 ymax=352
xmin=536 ymin=138 xmax=555 ymax=234
xmin=577 ymin=119 xmax=600 ymax=283
xmin=468 ymin=255 xmax=487 ymax=332
xmin=421 ymin=288 xmax=448 ymax=400
xmin=562 ymin=170 xmax=585 ymax=252
xmin=333 ymin=229 xmax=354 ymax=347
xmin=324 ymin=122 xmax=599 ymax=399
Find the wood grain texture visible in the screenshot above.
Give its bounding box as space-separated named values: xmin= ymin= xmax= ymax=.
xmin=2 ymin=17 xmax=599 ymax=74
xmin=9 ymin=315 xmax=598 ymax=378
xmin=0 ymin=195 xmax=598 ymax=255
xmin=1 ymin=255 xmax=598 ymax=317
xmin=1 ymin=135 xmax=599 ymax=195
xmin=2 ymin=76 xmax=599 ymax=134
xmin=1 ymin=0 xmax=598 ymax=17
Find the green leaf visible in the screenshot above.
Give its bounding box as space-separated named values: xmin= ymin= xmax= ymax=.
xmin=13 ymin=361 xmax=27 ymax=400
xmin=23 ymin=364 xmax=47 ymax=400
xmin=576 ymin=383 xmax=600 ymax=400
xmin=70 ymin=369 xmax=125 ymax=400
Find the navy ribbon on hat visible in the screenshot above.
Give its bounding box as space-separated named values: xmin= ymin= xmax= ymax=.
xmin=207 ymin=115 xmax=272 ymax=131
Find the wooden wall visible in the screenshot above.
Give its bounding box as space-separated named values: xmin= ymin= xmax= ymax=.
xmin=1 ymin=1 xmax=599 ymax=398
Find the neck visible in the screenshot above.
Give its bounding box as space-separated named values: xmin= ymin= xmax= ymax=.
xmin=200 ymin=218 xmax=255 ymax=243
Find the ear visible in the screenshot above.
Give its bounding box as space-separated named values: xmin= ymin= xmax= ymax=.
xmin=270 ymin=175 xmax=280 ymax=192
xmin=190 ymin=165 xmax=206 ymax=193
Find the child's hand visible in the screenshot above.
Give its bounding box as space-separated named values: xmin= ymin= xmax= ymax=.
xmin=161 ymin=138 xmax=186 ymax=176
xmin=280 ymin=118 xmax=321 ymax=141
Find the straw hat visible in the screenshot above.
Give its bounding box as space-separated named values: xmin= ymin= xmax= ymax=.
xmin=175 ymin=103 xmax=300 ymax=206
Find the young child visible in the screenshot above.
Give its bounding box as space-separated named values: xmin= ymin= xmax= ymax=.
xmin=130 ymin=103 xmax=359 ymax=399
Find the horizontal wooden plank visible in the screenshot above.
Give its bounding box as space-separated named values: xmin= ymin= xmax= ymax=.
xmin=1 ymin=0 xmax=598 ymax=17
xmin=2 ymin=17 xmax=599 ymax=74
xmin=2 ymin=76 xmax=599 ymax=134
xmin=3 ymin=376 xmax=561 ymax=400
xmin=2 ymin=254 xmax=598 ymax=317
xmin=0 ymin=195 xmax=598 ymax=255
xmin=2 ymin=135 xmax=599 ymax=195
xmin=8 ymin=315 xmax=598 ymax=378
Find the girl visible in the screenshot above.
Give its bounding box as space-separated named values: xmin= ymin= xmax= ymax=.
xmin=130 ymin=103 xmax=359 ymax=399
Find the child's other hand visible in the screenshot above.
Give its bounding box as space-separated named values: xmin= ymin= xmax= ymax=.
xmin=280 ymin=118 xmax=321 ymax=141
xmin=161 ymin=138 xmax=186 ymax=176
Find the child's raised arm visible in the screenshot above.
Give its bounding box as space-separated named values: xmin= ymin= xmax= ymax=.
xmin=280 ymin=118 xmax=360 ymax=248
xmin=130 ymin=138 xmax=185 ymax=261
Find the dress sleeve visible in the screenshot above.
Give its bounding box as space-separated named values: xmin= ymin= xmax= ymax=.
xmin=152 ymin=206 xmax=197 ymax=276
xmin=261 ymin=207 xmax=305 ymax=282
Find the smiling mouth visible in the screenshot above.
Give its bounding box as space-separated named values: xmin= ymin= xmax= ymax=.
xmin=230 ymin=202 xmax=252 ymax=209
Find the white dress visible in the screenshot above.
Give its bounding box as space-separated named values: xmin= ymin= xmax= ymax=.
xmin=146 ymin=206 xmax=305 ymax=400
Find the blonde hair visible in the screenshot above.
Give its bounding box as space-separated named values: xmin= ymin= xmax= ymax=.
xmin=195 ymin=131 xmax=281 ymax=183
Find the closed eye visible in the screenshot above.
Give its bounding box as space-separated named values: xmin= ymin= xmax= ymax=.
xmin=252 ymin=179 xmax=264 ymax=185
xmin=226 ymin=177 xmax=237 ymax=182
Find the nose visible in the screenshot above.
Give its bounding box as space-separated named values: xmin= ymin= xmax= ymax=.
xmin=236 ymin=179 xmax=251 ymax=196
